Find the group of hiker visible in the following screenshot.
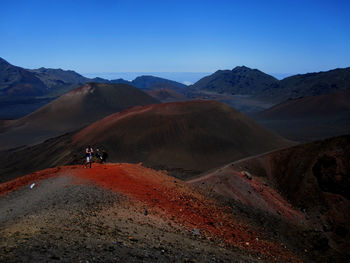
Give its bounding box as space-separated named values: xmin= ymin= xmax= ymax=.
xmin=84 ymin=145 xmax=108 ymax=168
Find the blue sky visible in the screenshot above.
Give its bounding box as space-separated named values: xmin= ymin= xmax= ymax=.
xmin=1 ymin=0 xmax=349 ymax=81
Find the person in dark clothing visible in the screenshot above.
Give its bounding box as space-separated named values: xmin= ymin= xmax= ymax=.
xmin=85 ymin=145 xmax=94 ymax=168
xmin=96 ymin=148 xmax=103 ymax=163
xmin=102 ymin=149 xmax=108 ymax=164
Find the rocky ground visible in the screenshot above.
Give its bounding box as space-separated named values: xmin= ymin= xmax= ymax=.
xmin=0 ymin=163 xmax=321 ymax=262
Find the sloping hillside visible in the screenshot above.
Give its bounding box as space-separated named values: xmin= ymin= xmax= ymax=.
xmin=71 ymin=100 xmax=292 ymax=177
xmin=193 ymin=135 xmax=350 ymax=262
xmin=0 ymin=57 xmax=47 ymax=97
xmin=0 ymin=100 xmax=292 ymax=182
xmin=28 ymin=67 xmax=89 ymax=89
xmin=258 ymin=90 xmax=350 ymax=119
xmin=145 ymin=83 xmax=188 ymax=102
xmin=0 ymin=83 xmax=159 ymax=150
xmin=0 ymin=163 xmax=304 ymax=262
xmin=254 ymin=90 xmax=350 ymax=141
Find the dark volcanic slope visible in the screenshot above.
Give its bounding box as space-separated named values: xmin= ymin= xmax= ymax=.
xmin=0 ymin=57 xmax=47 ymax=97
xmin=189 ymin=66 xmax=279 ymax=95
xmin=188 ymin=135 xmax=350 ymax=262
xmin=259 ymin=89 xmax=350 ymax=119
xmin=0 ymin=83 xmax=159 ymax=150
xmin=29 ymin=67 xmax=89 ymax=89
xmin=71 ymin=100 xmax=292 ymax=177
xmin=145 ymin=83 xmax=187 ymax=102
xmin=254 ymin=90 xmax=350 ymax=142
xmin=279 ymin=67 xmax=350 ymax=98
xmin=260 ymin=67 xmax=350 ymax=102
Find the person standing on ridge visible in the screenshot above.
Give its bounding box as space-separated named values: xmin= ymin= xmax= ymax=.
xmin=85 ymin=145 xmax=94 ymax=168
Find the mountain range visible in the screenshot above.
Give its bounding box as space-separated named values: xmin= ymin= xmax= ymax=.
xmin=0 ymin=57 xmax=48 ymax=97
xmin=188 ymin=65 xmax=350 ymax=103
xmin=0 ymin=57 xmax=187 ymax=118
xmin=1 ymin=57 xmax=350 ymax=141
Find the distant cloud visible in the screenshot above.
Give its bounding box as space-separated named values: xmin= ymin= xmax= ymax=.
xmin=183 ymin=81 xmax=192 ymax=86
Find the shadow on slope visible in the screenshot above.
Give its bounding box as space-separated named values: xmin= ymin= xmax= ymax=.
xmin=194 ymin=135 xmax=350 ymax=262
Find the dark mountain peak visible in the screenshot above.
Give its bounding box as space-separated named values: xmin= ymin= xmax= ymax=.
xmin=134 ymin=75 xmax=155 ymax=80
xmin=275 ymin=66 xmax=350 ymax=101
xmin=131 ymin=75 xmax=186 ymax=90
xmin=32 ymin=67 xmax=82 ymax=76
xmin=0 ymin=57 xmax=11 ymax=65
xmin=190 ymin=67 xmax=278 ymax=95
xmin=213 ymin=69 xmax=231 ymax=74
xmin=90 ymin=77 xmax=110 ymax=83
xmin=110 ymin=78 xmax=131 ymax=84
xmin=232 ymin=65 xmax=252 ymax=72
xmin=0 ymin=58 xmax=47 ymax=97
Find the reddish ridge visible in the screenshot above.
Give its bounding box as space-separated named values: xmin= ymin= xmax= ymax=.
xmin=0 ymin=163 xmax=302 ymax=262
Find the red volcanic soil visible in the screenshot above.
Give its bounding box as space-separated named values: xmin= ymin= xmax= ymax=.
xmin=216 ymin=135 xmax=350 ymax=261
xmin=188 ymin=167 xmax=305 ymax=223
xmin=0 ymin=163 xmax=302 ymax=262
xmin=0 ymin=167 xmax=63 ymax=197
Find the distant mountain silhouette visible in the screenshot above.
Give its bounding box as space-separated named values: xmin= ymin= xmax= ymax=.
xmin=189 ymin=66 xmax=350 ymax=105
xmin=278 ymin=67 xmax=350 ymax=99
xmin=0 ymin=58 xmax=183 ymax=118
xmin=89 ymin=77 xmax=110 ymax=83
xmin=189 ymin=66 xmax=279 ymax=95
xmin=256 ymin=67 xmax=350 ymax=103
xmin=131 ymin=75 xmax=187 ymax=90
xmin=110 ymin=78 xmax=132 ymax=85
xmin=2 ymin=57 xmax=349 ymax=118
xmin=0 ymin=57 xmax=47 ymax=97
xmin=29 ymin=67 xmax=89 ymax=89
xmin=0 ymin=83 xmax=159 ymax=150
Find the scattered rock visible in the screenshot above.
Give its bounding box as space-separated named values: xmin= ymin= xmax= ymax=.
xmin=192 ymin=228 xmax=200 ymax=236
xmin=242 ymin=171 xmax=252 ymax=180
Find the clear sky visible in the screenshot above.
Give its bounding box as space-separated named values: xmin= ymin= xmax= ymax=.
xmin=1 ymin=0 xmax=349 ymax=79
